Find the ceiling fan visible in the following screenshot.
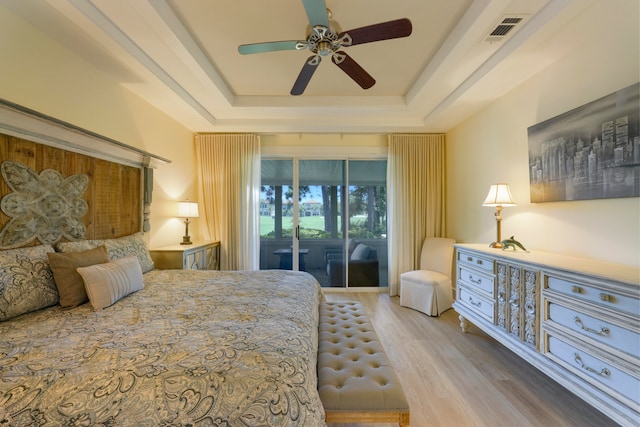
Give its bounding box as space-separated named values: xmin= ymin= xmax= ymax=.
xmin=238 ymin=0 xmax=412 ymax=95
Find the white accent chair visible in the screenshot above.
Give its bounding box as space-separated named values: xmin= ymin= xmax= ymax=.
xmin=400 ymin=237 xmax=456 ymax=316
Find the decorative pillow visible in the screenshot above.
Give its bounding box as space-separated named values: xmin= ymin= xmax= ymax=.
xmin=350 ymin=243 xmax=371 ymax=261
xmin=103 ymin=233 xmax=154 ymax=273
xmin=0 ymin=245 xmax=58 ymax=321
xmin=47 ymin=245 xmax=110 ymax=307
xmin=77 ymin=254 xmax=144 ymax=311
xmin=55 ymin=239 xmax=103 ymax=253
xmin=57 ymin=233 xmax=154 ymax=273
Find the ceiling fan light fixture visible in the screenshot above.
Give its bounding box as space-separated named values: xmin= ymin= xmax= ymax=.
xmin=317 ymin=40 xmax=332 ymax=56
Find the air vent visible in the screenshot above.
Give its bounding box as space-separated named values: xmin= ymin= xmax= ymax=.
xmin=486 ymin=15 xmax=528 ymax=43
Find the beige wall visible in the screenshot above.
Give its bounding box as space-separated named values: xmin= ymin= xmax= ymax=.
xmin=0 ymin=8 xmax=197 ymax=248
xmin=446 ymin=0 xmax=640 ymax=267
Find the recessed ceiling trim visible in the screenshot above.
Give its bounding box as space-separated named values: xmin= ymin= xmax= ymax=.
xmin=202 ymin=115 xmax=429 ymax=134
xmin=423 ymin=0 xmax=572 ymax=125
xmin=67 ymin=0 xmax=217 ymax=125
xmin=407 ymin=0 xmax=503 ymax=105
xmin=149 ymin=0 xmax=235 ymax=106
xmin=233 ymin=95 xmax=408 ymax=108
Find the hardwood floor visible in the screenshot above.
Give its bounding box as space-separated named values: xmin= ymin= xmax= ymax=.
xmin=322 ymin=292 xmax=619 ymax=427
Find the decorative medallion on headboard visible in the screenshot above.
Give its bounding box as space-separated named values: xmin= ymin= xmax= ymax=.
xmin=0 ymin=161 xmax=88 ymax=249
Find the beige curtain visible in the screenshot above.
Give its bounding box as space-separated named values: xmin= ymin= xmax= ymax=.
xmin=387 ymin=134 xmax=446 ymax=296
xmin=195 ymin=133 xmax=261 ymax=270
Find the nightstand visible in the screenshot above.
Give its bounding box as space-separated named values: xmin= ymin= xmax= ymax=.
xmin=150 ymin=241 xmax=220 ymax=270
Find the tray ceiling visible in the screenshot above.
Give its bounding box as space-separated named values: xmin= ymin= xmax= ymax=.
xmin=1 ymin=0 xmax=595 ymax=133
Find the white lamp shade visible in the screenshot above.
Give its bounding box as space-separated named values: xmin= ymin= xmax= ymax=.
xmin=177 ymin=201 xmax=199 ymax=218
xmin=482 ymin=184 xmax=516 ymax=207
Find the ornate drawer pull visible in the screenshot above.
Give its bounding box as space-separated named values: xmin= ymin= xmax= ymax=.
xmin=468 ymin=275 xmax=482 ymax=285
xmin=571 ymin=285 xmax=582 ymax=294
xmin=524 ymin=302 xmax=535 ymax=314
xmin=476 ymin=259 xmax=484 ymax=265
xmin=573 ymin=353 xmax=610 ymax=377
xmin=599 ymin=293 xmax=613 ymax=302
xmin=573 ymin=316 xmax=610 ymax=335
xmin=468 ymin=297 xmax=481 ymax=308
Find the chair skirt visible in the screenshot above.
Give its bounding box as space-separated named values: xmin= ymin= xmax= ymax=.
xmin=399 ymin=270 xmax=452 ymax=316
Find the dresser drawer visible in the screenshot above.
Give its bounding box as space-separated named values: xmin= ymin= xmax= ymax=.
xmin=546 ymin=334 xmax=640 ymax=409
xmin=458 ymin=250 xmax=494 ymax=272
xmin=546 ymin=303 xmax=640 ymax=358
xmin=459 ymin=286 xmax=495 ymax=322
xmin=458 ymin=265 xmax=495 ymax=296
xmin=546 ymin=276 xmax=639 ymax=315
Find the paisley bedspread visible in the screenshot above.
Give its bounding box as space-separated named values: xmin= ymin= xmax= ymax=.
xmin=0 ymin=269 xmax=326 ymax=426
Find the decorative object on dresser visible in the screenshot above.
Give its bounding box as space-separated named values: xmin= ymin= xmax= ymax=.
xmin=150 ymin=240 xmax=220 ymax=270
xmin=482 ymin=183 xmax=517 ymax=249
xmin=177 ymin=201 xmax=199 ymax=245
xmin=452 ymin=243 xmax=639 ymax=426
xmin=399 ymin=237 xmax=456 ymax=316
xmin=499 ymin=235 xmax=528 ymax=252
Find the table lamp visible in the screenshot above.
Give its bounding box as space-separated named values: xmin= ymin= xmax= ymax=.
xmin=177 ymin=201 xmax=199 ymax=245
xmin=482 ymin=184 xmax=516 ymax=249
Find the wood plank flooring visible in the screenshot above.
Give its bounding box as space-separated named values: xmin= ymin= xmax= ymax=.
xmin=323 ymin=292 xmax=620 ymax=427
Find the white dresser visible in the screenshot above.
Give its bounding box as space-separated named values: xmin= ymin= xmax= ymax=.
xmin=150 ymin=241 xmax=220 ymax=270
xmin=452 ymin=244 xmax=639 ymax=426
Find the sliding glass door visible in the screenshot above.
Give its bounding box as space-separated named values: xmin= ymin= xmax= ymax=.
xmin=298 ymin=160 xmax=346 ymax=287
xmin=259 ymin=159 xmax=298 ymax=270
xmin=346 ymin=160 xmax=387 ymax=288
xmin=260 ymin=158 xmax=387 ymax=288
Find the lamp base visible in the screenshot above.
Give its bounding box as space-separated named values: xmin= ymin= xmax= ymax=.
xmin=181 ymin=218 xmax=193 ymax=245
xmin=489 ymin=241 xmax=503 ymax=249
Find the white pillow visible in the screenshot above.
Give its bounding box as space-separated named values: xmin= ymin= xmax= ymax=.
xmin=77 ymin=254 xmax=143 ymax=311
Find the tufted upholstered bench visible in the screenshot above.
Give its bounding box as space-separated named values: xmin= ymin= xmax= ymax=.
xmin=318 ymin=301 xmax=410 ymax=426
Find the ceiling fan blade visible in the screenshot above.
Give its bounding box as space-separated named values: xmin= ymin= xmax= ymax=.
xmin=301 ymin=0 xmax=329 ymax=28
xmin=340 ymin=18 xmax=412 ymax=46
xmin=291 ymin=55 xmax=321 ymax=95
xmin=238 ymin=40 xmax=299 ymax=55
xmin=331 ymin=51 xmax=375 ymax=90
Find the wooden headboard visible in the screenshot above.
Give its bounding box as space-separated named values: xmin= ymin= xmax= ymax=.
xmin=0 ymin=133 xmax=142 ymax=247
xmin=0 ymin=99 xmax=170 ymax=250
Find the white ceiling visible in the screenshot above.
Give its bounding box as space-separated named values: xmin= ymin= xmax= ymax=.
xmin=1 ymin=0 xmax=595 ymax=134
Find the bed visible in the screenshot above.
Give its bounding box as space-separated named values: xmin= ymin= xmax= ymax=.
xmin=0 ymin=242 xmax=326 ymax=426
xmin=0 ymin=118 xmax=326 ymax=426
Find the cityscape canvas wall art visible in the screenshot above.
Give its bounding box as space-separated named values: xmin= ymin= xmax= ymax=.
xmin=528 ymin=82 xmax=639 ymax=203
